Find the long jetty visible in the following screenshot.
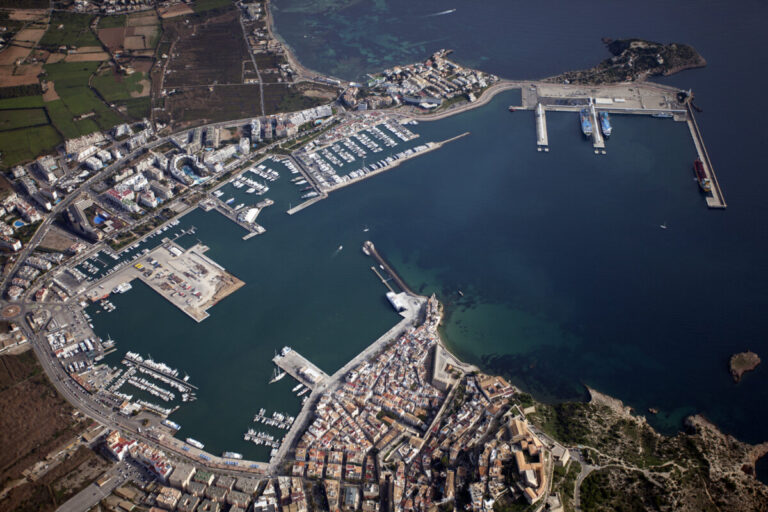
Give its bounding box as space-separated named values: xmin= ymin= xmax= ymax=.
xmin=325 ymin=132 xmax=471 ymax=194
xmin=686 ymin=102 xmax=726 ymax=208
xmin=363 ymin=241 xmax=416 ymax=296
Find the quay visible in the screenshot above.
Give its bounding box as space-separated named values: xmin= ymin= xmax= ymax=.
xmin=686 ymin=102 xmax=727 ymax=209
xmin=325 ymin=132 xmax=471 ymax=194
xmin=589 ymin=104 xmax=606 ymax=152
xmin=286 ymin=194 xmax=327 ymax=215
xmin=272 ymin=349 xmax=330 ymax=391
xmin=535 ymin=103 xmax=549 ymax=150
xmin=84 ymin=242 xmax=244 ymax=323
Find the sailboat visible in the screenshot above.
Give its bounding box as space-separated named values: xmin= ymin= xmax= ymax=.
xmin=269 ymin=367 xmax=286 ymax=383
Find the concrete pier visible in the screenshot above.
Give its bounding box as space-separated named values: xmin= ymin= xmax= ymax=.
xmin=363 ymin=241 xmax=416 ymax=296
xmin=686 ymin=103 xmax=726 ymax=209
xmin=590 ymin=104 xmax=605 ymax=151
xmin=535 ymin=103 xmax=549 ymax=150
xmin=273 ymin=349 xmax=329 ymax=390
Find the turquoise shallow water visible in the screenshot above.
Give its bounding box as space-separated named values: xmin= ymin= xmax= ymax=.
xmin=88 ymin=0 xmax=768 ymax=465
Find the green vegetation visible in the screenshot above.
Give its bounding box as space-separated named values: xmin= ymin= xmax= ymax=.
xmin=529 ymin=402 xmax=593 ymax=445
xmin=0 ymin=108 xmax=49 ymax=131
xmin=40 ymin=12 xmax=100 ymax=48
xmin=580 ymin=471 xmax=613 ymax=511
xmin=192 ymin=0 xmax=235 ymax=13
xmin=276 ymin=90 xmax=327 ymax=114
xmin=97 ymin=14 xmax=127 ymax=29
xmin=0 ymin=125 xmax=61 ymax=168
xmin=0 ymin=95 xmax=45 ymax=109
xmin=14 ymin=221 xmax=42 ymax=244
xmin=43 ymin=62 xmax=123 ymax=136
xmin=0 ymin=84 xmax=44 ymax=99
xmin=122 ymin=97 xmax=150 ymax=120
xmin=552 ymin=461 xmax=581 ymax=511
xmin=92 ymin=70 xmax=148 ymax=102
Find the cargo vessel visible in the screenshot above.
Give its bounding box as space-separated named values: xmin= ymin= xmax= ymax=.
xmin=693 ymin=159 xmax=712 ymax=192
xmin=599 ymin=112 xmax=612 ymax=137
xmin=579 ymin=109 xmax=593 ymax=137
xmin=186 ymin=438 xmax=204 ymax=449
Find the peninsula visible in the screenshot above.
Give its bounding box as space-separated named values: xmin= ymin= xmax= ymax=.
xmin=545 ymin=38 xmax=707 ymax=85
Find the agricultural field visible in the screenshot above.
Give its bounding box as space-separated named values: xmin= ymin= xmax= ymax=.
xmin=192 ymin=0 xmax=236 ymax=13
xmin=93 ymin=68 xmax=150 ymax=101
xmin=0 ymin=124 xmax=61 ymax=168
xmin=97 ymin=11 xmax=160 ymax=56
xmin=0 ymin=107 xmax=48 ymax=130
xmin=39 ymin=12 xmax=101 ymax=48
xmin=163 ymin=83 xmax=262 ymax=125
xmin=0 ymin=92 xmax=44 ymax=109
xmin=43 ymin=62 xmax=123 ymax=136
xmin=162 ymin=9 xmax=247 ymax=87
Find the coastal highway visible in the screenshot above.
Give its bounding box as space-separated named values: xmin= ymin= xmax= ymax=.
xmin=14 ymin=308 xmax=270 ymax=480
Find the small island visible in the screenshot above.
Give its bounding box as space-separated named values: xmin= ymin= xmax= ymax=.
xmin=546 ymin=38 xmax=707 ymax=84
xmin=730 ymin=351 xmax=761 ymax=382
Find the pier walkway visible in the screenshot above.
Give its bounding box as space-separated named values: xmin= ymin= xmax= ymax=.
xmin=273 ymin=350 xmax=329 ymax=390
xmin=363 ymin=241 xmax=416 ymax=296
xmin=535 ymin=103 xmax=548 ymax=149
xmin=590 ymin=104 xmax=605 ymax=151
xmin=686 ymin=103 xmax=726 ymax=209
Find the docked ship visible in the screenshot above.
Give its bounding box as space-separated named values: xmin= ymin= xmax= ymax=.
xmin=579 ymin=109 xmax=593 ymax=137
xmin=162 ymin=419 xmax=181 ymax=431
xmin=693 ymin=159 xmax=712 ymax=192
xmin=599 ymin=112 xmax=612 ymax=137
xmin=222 ymin=451 xmax=243 ymax=459
xmin=186 ymin=438 xmax=204 ymax=449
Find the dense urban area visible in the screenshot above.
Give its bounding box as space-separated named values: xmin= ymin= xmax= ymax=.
xmin=0 ymin=0 xmax=765 ymax=511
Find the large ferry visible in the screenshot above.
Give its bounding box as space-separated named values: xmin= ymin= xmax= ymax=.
xmin=186 ymin=438 xmax=205 ymax=450
xmin=579 ymin=109 xmax=593 ymax=137
xmin=599 ymin=112 xmax=612 ymax=137
xmin=693 ymin=159 xmax=712 ymax=192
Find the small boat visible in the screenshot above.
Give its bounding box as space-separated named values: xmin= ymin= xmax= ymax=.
xmin=660 ymin=222 xmax=668 ymax=230
xmin=363 ymin=225 xmax=370 ymax=232
xmin=338 ymin=245 xmax=343 ymax=251
xmin=648 ymin=408 xmax=659 ymax=415
xmin=458 ymin=290 xmax=464 ymax=297
xmin=270 ymin=367 xmax=287 ymax=383
xmin=508 ymin=106 xmax=516 ymax=112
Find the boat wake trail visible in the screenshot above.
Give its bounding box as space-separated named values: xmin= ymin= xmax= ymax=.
xmin=425 ymin=8 xmax=456 ymax=17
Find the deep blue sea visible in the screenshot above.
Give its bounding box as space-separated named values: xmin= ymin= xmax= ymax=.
xmin=90 ymin=0 xmax=768 ymax=473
